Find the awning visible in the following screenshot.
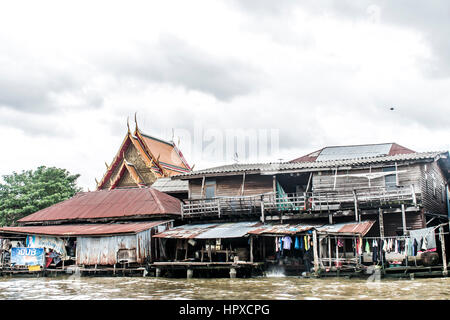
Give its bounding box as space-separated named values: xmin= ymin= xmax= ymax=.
xmin=248 ymin=223 xmax=320 ymax=236
xmin=153 ymin=221 xmax=262 ymax=239
xmin=247 ymin=220 xmax=376 ymax=237
xmin=316 ymin=220 xmax=376 ymax=236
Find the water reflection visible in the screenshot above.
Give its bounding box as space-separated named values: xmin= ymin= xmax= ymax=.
xmin=0 ymin=276 xmax=448 ymax=300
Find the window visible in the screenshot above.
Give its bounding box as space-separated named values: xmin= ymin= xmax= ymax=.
xmin=204 ymin=180 xmax=216 ymax=199
xmin=383 ymin=167 xmax=397 ymax=190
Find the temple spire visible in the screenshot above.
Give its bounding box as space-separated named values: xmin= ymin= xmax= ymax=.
xmin=134 ymin=112 xmax=139 ymax=134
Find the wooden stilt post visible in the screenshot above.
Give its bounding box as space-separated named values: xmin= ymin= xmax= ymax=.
xmin=201 ymin=176 xmax=206 ymax=198
xmin=401 ymin=204 xmax=407 ymax=235
xmin=335 ymin=236 xmax=339 ymax=269
xmin=353 ymin=190 xmax=359 ymax=222
xmin=208 ymin=240 xmax=212 ymax=262
xmin=378 ymin=208 xmax=385 ymax=239
xmin=328 ymin=236 xmax=332 ymax=267
xmin=439 ymin=226 xmax=448 ymax=276
xmin=263 ymin=237 xmax=266 ymax=260
xmin=250 ymin=237 xmax=254 ymax=263
xmin=261 ymin=196 xmax=265 ymax=224
xmin=312 ymin=230 xmax=319 ymax=275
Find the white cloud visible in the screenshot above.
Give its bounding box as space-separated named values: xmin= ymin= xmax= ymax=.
xmin=0 ymin=0 xmax=449 ymax=191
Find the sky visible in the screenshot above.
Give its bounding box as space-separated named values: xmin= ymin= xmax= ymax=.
xmin=1 ymin=0 xmax=449 ymax=191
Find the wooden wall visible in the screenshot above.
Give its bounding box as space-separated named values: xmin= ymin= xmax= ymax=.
xmin=363 ymin=211 xmax=425 ymax=237
xmin=188 ymin=174 xmax=273 ymax=199
xmin=420 ymin=161 xmax=448 ymax=215
xmin=311 ymin=163 xmax=423 ymax=192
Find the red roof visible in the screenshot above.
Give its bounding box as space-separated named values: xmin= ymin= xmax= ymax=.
xmin=18 ymin=187 xmax=181 ymax=224
xmin=0 ymin=221 xmax=171 ymax=237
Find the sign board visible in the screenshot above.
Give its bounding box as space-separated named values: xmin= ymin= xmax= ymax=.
xmin=11 ymin=247 xmax=45 ymax=266
xmin=26 ymin=235 xmax=67 ymax=256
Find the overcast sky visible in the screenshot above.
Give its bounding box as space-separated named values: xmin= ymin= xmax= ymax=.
xmin=1 ymin=1 xmax=449 ymax=191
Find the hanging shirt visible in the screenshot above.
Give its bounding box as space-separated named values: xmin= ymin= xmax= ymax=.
xmin=421 ymin=236 xmax=427 ymax=251
xmin=294 ymin=237 xmax=300 ymax=250
xmin=337 ymin=238 xmax=344 ymax=248
xmin=282 ymin=236 xmax=292 ymax=250
xmin=413 ymin=239 xmax=418 ymax=256
xmin=365 ymin=240 xmax=371 ymax=254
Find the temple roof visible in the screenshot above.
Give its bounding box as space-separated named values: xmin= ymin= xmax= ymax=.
xmin=96 ymin=118 xmax=191 ymax=190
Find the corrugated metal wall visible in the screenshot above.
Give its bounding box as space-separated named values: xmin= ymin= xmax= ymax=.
xmin=76 ymin=229 xmax=153 ymax=265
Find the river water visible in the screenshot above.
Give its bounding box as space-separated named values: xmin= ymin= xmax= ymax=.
xmin=0 ymin=275 xmax=449 ymax=300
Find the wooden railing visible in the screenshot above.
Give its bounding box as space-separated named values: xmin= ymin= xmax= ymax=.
xmin=181 ymin=185 xmax=419 ymax=218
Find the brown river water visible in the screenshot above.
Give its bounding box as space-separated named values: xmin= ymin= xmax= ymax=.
xmin=0 ymin=275 xmax=449 ymax=300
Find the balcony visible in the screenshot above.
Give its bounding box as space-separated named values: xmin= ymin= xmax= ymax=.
xmin=181 ymin=185 xmax=419 ymax=219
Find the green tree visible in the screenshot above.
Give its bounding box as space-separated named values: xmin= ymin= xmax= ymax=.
xmin=0 ymin=166 xmax=81 ymax=226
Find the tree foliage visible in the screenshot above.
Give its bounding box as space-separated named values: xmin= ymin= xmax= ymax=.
xmin=0 ymin=166 xmax=81 ymax=226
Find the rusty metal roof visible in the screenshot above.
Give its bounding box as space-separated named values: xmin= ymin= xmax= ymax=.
xmin=0 ymin=221 xmax=171 ymax=237
xmin=196 ymin=222 xmax=262 ymax=239
xmin=316 ymin=220 xmax=376 ymax=236
xmin=153 ymin=223 xmax=218 ymax=239
xmin=248 ymin=220 xmax=375 ymax=236
xmin=18 ymin=187 xmax=181 ymax=224
xmin=154 ymin=220 xmax=375 ymax=239
xmin=153 ymin=221 xmax=262 ymax=239
xmin=248 ymin=223 xmax=320 ymax=235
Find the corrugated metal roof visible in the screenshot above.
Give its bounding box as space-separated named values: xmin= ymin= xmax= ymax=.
xmin=154 ymin=220 xmax=375 ymax=239
xmin=291 ymin=143 xmax=416 ymax=163
xmin=173 ymin=151 xmax=447 ymax=178
xmin=266 ymin=151 xmax=446 ymax=173
xmin=153 ymin=221 xmax=262 ymax=239
xmin=153 ymin=223 xmax=218 ymax=239
xmin=18 ymin=187 xmax=181 ymax=224
xmin=196 ymin=222 xmax=262 ymax=239
xmin=0 ymin=221 xmax=171 ymax=237
xmin=316 ymin=144 xmax=393 ymax=161
xmin=151 ymin=178 xmax=188 ymax=193
xmin=248 ymin=220 xmax=375 ymax=236
xmin=248 ymin=223 xmax=320 ymax=235
xmin=316 ymin=220 xmax=375 ymax=236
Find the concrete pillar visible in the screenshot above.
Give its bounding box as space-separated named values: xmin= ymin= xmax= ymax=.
xmin=187 ymin=269 xmax=194 ymax=279
xmin=155 ymin=268 xmax=161 ymax=277
xmin=229 ymin=268 xmax=237 ymax=278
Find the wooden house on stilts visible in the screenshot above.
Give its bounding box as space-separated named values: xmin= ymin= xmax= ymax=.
xmin=156 ymin=143 xmax=450 ymax=279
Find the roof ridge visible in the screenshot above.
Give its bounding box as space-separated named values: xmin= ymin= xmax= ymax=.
xmin=322 ymin=142 xmax=394 ymax=149
xmin=148 ymin=187 xmax=165 ymax=213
